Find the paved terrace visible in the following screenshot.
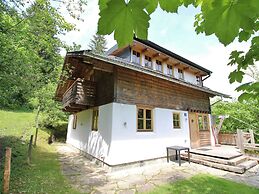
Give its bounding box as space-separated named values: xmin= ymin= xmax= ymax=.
xmin=55 ymin=143 xmax=259 ymax=194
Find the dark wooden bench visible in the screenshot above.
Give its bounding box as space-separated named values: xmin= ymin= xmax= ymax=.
xmin=166 ymin=146 xmax=190 ymax=166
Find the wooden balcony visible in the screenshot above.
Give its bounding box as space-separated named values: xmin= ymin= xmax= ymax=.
xmin=62 ymin=79 xmax=96 ymax=113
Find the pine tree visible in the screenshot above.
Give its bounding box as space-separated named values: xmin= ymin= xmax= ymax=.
xmin=88 ymin=34 xmax=107 ymax=54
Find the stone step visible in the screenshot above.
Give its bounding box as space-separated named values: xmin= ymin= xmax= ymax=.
xmin=237 ymin=160 xmax=258 ymax=170
xmin=181 ymin=153 xmax=247 ymax=166
xmin=181 ymin=155 xmax=245 ymax=174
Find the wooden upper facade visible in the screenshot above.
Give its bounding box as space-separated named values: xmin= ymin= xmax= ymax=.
xmin=55 ymin=38 xmax=228 ymax=113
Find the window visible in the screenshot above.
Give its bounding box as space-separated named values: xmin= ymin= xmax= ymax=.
xmin=132 ymin=50 xmax=140 ymax=64
xmin=178 ymin=69 xmax=184 ymax=79
xmin=198 ymin=114 xmax=209 ymax=131
xmin=196 ymin=76 xmax=202 ymax=85
xmin=72 ymin=114 xmax=77 ymax=129
xmin=173 ymin=113 xmax=181 ymax=129
xmin=92 ymin=108 xmax=99 ymax=131
xmin=156 ymin=60 xmax=162 ymax=72
xmin=137 ymin=107 xmax=153 ymax=131
xmin=167 ymin=65 xmax=173 ymax=76
xmin=145 ymin=56 xmax=152 ymax=68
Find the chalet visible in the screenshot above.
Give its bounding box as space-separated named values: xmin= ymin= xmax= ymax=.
xmin=55 ymin=37 xmax=228 ymax=166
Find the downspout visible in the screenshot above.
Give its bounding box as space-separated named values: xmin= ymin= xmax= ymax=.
xmin=201 ymin=74 xmax=211 ymax=87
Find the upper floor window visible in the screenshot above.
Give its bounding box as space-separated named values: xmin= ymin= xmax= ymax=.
xmin=144 ymin=56 xmax=152 ymax=68
xmin=173 ymin=113 xmax=181 ymax=129
xmin=132 ymin=50 xmax=140 ymax=64
xmin=92 ymin=108 xmax=99 ymax=131
xmin=178 ymin=69 xmax=184 ymax=80
xmin=167 ymin=65 xmax=173 ymax=76
xmin=196 ymin=76 xmax=202 ymax=85
xmin=156 ymin=60 xmax=162 ymax=72
xmin=137 ymin=107 xmax=153 ymax=131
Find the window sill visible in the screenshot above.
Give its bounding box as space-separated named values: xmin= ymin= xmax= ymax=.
xmin=137 ymin=130 xmax=153 ymax=132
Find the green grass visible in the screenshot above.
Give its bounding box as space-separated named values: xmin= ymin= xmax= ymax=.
xmin=0 ymin=109 xmax=82 ymax=194
xmin=147 ymin=174 xmax=259 ymax=194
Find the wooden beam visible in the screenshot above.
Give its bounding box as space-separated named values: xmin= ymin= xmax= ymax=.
xmin=174 ymin=62 xmax=180 ymax=67
xmin=141 ymin=47 xmax=148 ymax=54
xmin=152 ymin=53 xmax=160 ymax=58
xmin=183 ymin=67 xmax=189 ymax=70
xmin=162 ymin=57 xmax=170 ymax=62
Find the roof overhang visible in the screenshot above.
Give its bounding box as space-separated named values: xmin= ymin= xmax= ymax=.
xmin=59 ymin=51 xmax=230 ymax=99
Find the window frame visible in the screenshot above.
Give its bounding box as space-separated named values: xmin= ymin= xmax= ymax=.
xmin=196 ymin=76 xmax=202 ymax=85
xmin=178 ymin=68 xmax=184 ymax=80
xmin=173 ymin=112 xmax=181 ymax=129
xmin=137 ymin=107 xmax=153 ymax=132
xmin=156 ymin=60 xmax=162 ymax=72
xmin=72 ymin=114 xmax=77 ymax=129
xmin=144 ymin=55 xmax=152 ymax=68
xmin=167 ymin=64 xmax=173 ymax=76
xmin=92 ymin=107 xmax=99 ymax=131
xmin=198 ymin=114 xmax=210 ymax=131
xmin=132 ymin=50 xmax=141 ymax=65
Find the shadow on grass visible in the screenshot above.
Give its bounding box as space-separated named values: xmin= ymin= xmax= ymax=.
xmin=0 ymin=135 xmax=81 ymax=194
xmin=148 ymin=174 xmax=259 ymax=194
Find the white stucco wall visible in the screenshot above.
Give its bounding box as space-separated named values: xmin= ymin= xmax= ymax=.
xmin=106 ymin=103 xmax=190 ymax=165
xmin=66 ymin=103 xmax=113 ymax=163
xmin=67 ymin=102 xmax=193 ymax=166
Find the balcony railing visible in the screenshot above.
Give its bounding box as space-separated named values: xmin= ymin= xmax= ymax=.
xmin=62 ymin=79 xmax=96 ymax=112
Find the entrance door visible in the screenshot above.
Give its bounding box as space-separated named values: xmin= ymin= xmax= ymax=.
xmin=189 ymin=112 xmax=211 ymax=148
xmin=189 ymin=112 xmax=200 ymax=148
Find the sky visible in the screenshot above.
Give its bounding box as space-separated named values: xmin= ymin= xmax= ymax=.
xmin=60 ymin=0 xmax=256 ymax=99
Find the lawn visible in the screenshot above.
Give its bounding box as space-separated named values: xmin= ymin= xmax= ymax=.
xmin=147 ymin=174 xmax=259 ymax=194
xmin=0 ymin=109 xmax=82 ymax=194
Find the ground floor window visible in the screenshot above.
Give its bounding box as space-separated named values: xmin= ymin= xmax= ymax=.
xmin=173 ymin=112 xmax=181 ymax=128
xmin=73 ymin=114 xmax=77 ymax=129
xmin=92 ymin=108 xmax=99 ymax=131
xmin=198 ymin=114 xmax=209 ymax=131
xmin=137 ymin=107 xmax=153 ymax=131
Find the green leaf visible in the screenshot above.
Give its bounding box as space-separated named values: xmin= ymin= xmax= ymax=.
xmin=201 ymin=0 xmax=259 ymax=45
xmin=228 ymin=70 xmax=245 ymax=83
xmin=99 ymin=0 xmax=109 ymax=11
xmin=238 ymin=30 xmax=252 ymax=42
xmin=181 ymin=0 xmax=194 ymax=7
xmin=98 ymin=0 xmax=150 ymax=47
xmin=146 ymin=0 xmax=158 ymax=14
xmin=238 ymin=92 xmax=251 ymax=102
xmin=159 ymin=0 xmax=183 ymax=13
xmin=236 ymin=82 xmax=252 ymax=92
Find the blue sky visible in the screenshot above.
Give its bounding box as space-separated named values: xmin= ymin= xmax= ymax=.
xmin=60 ymin=1 xmax=253 ymax=99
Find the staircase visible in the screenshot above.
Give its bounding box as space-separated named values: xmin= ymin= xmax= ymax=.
xmin=181 ymin=152 xmax=258 ymax=174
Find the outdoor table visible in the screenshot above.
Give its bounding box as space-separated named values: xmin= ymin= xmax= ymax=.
xmin=166 ymin=146 xmax=190 ymax=166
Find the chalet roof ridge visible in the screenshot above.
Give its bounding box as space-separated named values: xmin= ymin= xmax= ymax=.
xmin=66 ymin=50 xmax=230 ymax=98
xmin=133 ymin=37 xmax=212 ymax=75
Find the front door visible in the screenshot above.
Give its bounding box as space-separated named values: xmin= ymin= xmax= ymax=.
xmin=189 ymin=112 xmax=211 ymax=148
xmin=189 ymin=112 xmax=199 ymax=148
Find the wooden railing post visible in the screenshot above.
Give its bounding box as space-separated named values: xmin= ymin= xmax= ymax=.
xmin=3 ymin=147 xmax=11 ymax=194
xmin=237 ymin=129 xmax=244 ymax=153
xmin=249 ymin=129 xmax=255 ymax=147
xmin=27 ymin=135 xmax=33 ymax=164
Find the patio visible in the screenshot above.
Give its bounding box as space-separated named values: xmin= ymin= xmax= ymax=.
xmin=190 ymin=145 xmax=242 ymax=159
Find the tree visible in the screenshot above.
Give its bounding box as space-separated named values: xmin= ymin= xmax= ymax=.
xmin=97 ymin=0 xmax=259 ymax=101
xmin=88 ymin=34 xmax=107 ymax=54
